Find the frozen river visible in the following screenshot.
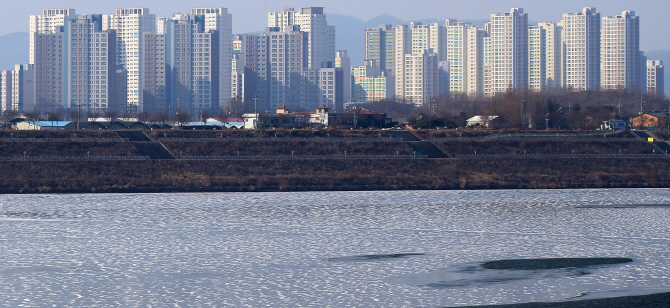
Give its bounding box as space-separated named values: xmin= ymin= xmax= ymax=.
xmin=1 ymin=189 xmax=669 ymax=307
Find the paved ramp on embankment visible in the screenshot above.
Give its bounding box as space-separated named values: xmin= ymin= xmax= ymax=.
xmin=389 ymin=130 xmax=450 ymax=158
xmin=116 ymin=131 xmax=175 ymax=159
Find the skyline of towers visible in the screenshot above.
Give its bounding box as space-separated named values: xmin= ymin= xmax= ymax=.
xmin=1 ymin=5 xmax=665 ymax=117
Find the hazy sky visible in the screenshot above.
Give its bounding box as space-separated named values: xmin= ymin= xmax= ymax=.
xmin=4 ymin=0 xmax=669 ymax=50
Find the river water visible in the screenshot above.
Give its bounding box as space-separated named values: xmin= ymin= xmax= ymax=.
xmin=0 ymin=189 xmax=669 ymax=307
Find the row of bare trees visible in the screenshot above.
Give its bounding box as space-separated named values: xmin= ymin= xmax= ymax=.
xmin=362 ymin=89 xmax=668 ymax=130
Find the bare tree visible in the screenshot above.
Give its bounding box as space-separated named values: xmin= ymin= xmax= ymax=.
xmin=68 ymin=107 xmax=83 ymax=122
xmin=174 ymin=111 xmax=192 ymax=128
xmin=136 ymin=110 xmax=151 ymax=123
xmin=104 ymin=109 xmax=120 ymax=122
xmin=87 ymin=109 xmax=102 ymax=121
xmin=155 ymin=110 xmax=171 ymax=128
xmin=1 ymin=110 xmax=19 ymax=129
xmin=23 ymin=110 xmax=41 ymax=128
xmin=200 ymin=109 xmax=212 ymax=126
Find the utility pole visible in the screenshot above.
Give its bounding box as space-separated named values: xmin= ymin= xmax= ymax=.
xmin=640 ymin=97 xmax=644 ymax=115
xmin=352 ymin=97 xmax=357 ymax=129
xmin=568 ymin=95 xmax=571 ymax=115
xmin=76 ymin=102 xmax=81 ymax=130
xmin=521 ymin=91 xmax=528 ymax=128
xmin=176 ymin=97 xmax=181 ymax=128
xmin=545 ymin=110 xmax=550 ymax=130
xmin=253 ymin=96 xmax=258 ymax=129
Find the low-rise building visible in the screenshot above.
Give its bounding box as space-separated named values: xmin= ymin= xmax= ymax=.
xmin=466 ymin=115 xmax=500 ymax=128
xmin=630 ymin=113 xmax=668 ymax=129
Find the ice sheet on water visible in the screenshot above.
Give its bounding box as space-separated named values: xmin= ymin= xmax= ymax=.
xmin=0 ymin=189 xmax=669 ymax=306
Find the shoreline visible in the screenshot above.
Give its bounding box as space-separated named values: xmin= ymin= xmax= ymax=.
xmin=456 ymin=291 xmax=670 ymax=308
xmin=2 ymin=157 xmax=670 ymax=194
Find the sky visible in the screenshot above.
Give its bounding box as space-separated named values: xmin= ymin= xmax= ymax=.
xmin=3 ymin=0 xmax=670 ymax=51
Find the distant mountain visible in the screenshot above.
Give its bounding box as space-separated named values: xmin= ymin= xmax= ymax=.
xmin=364 ymin=14 xmax=404 ymax=27
xmin=0 ymin=32 xmax=29 ymax=70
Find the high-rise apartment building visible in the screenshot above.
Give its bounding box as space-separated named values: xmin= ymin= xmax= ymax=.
xmin=240 ymin=32 xmax=269 ymax=110
xmin=538 ymin=22 xmax=561 ymax=89
xmin=364 ymin=24 xmax=395 ymax=73
xmin=32 ymin=30 xmax=65 ymax=110
xmin=466 ymin=25 xmax=486 ymax=96
xmin=268 ymin=7 xmax=335 ymax=70
xmin=231 ymin=35 xmax=245 ymax=102
xmin=0 ymin=70 xmax=11 ymax=112
xmin=647 ymin=60 xmax=664 ymax=96
xmin=410 ymin=22 xmax=430 ymax=56
xmin=64 ymin=15 xmax=119 ymax=114
xmin=488 ymin=8 xmax=528 ymax=96
xmin=528 ymin=26 xmax=546 ymax=91
xmin=352 ymin=60 xmax=392 ymax=103
xmin=446 ymin=20 xmax=468 ymax=94
xmin=104 ymin=8 xmax=156 ymax=113
xmin=266 ymin=26 xmax=310 ymax=110
xmin=393 ymin=24 xmax=411 ymax=100
xmin=0 ymin=65 xmax=36 ymax=113
xmin=601 ymin=11 xmax=640 ymax=91
xmin=561 ymin=7 xmax=600 ymax=91
xmin=429 ymin=22 xmax=448 ymax=61
xmin=162 ymin=13 xmax=220 ymax=116
xmin=403 ymin=49 xmax=441 ymax=105
xmin=190 ymin=8 xmax=232 ymax=108
xmin=335 ymin=50 xmax=351 ymax=110
xmin=29 ymin=9 xmax=76 ymax=65
xmin=142 ymin=32 xmax=166 ymax=112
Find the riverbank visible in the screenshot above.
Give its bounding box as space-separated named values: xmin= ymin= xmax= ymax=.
xmin=459 ymin=291 xmax=670 ymax=308
xmin=2 ymin=157 xmax=669 ymax=194
xmin=0 ymin=129 xmax=667 ymax=194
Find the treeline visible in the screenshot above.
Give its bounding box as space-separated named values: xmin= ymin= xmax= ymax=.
xmin=362 ymin=89 xmax=668 ymax=129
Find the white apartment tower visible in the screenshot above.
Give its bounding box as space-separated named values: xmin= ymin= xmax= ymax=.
xmin=0 ymin=65 xmax=36 ymax=113
xmin=403 ymin=49 xmax=440 ymax=106
xmin=142 ymin=32 xmax=167 ymax=112
xmin=528 ymin=26 xmax=546 ymax=91
xmin=364 ymin=24 xmax=396 ymax=73
xmin=466 ymin=25 xmax=485 ymax=96
xmin=394 ymin=24 xmax=411 ymax=100
xmin=231 ymin=36 xmax=245 ymax=102
xmin=32 ymin=30 xmax=65 ymax=110
xmin=64 ymin=15 xmax=118 ymax=114
xmin=646 ymin=60 xmax=664 ymax=96
xmin=561 ymin=7 xmax=600 ymax=91
xmin=268 ymin=7 xmax=335 ymax=70
xmin=29 ymin=9 xmax=76 ymax=64
xmin=538 ymin=22 xmax=561 ymax=89
xmin=352 ymin=60 xmax=391 ymax=103
xmin=446 ymin=21 xmax=468 ymax=94
xmin=601 ymin=11 xmax=640 ymax=91
xmin=429 ymin=22 xmax=448 ymax=61
xmin=163 ymin=13 xmax=220 ymax=116
xmin=411 ymin=22 xmax=430 ymax=56
xmin=0 ymin=70 xmax=10 ymax=112
xmin=488 ymin=8 xmax=528 ymax=96
xmin=104 ymin=8 xmax=157 ymax=113
xmin=190 ymin=8 xmax=233 ymax=108
xmin=335 ymin=50 xmax=351 ymax=109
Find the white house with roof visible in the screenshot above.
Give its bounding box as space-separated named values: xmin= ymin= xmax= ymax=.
xmin=16 ymin=121 xmax=72 ymax=130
